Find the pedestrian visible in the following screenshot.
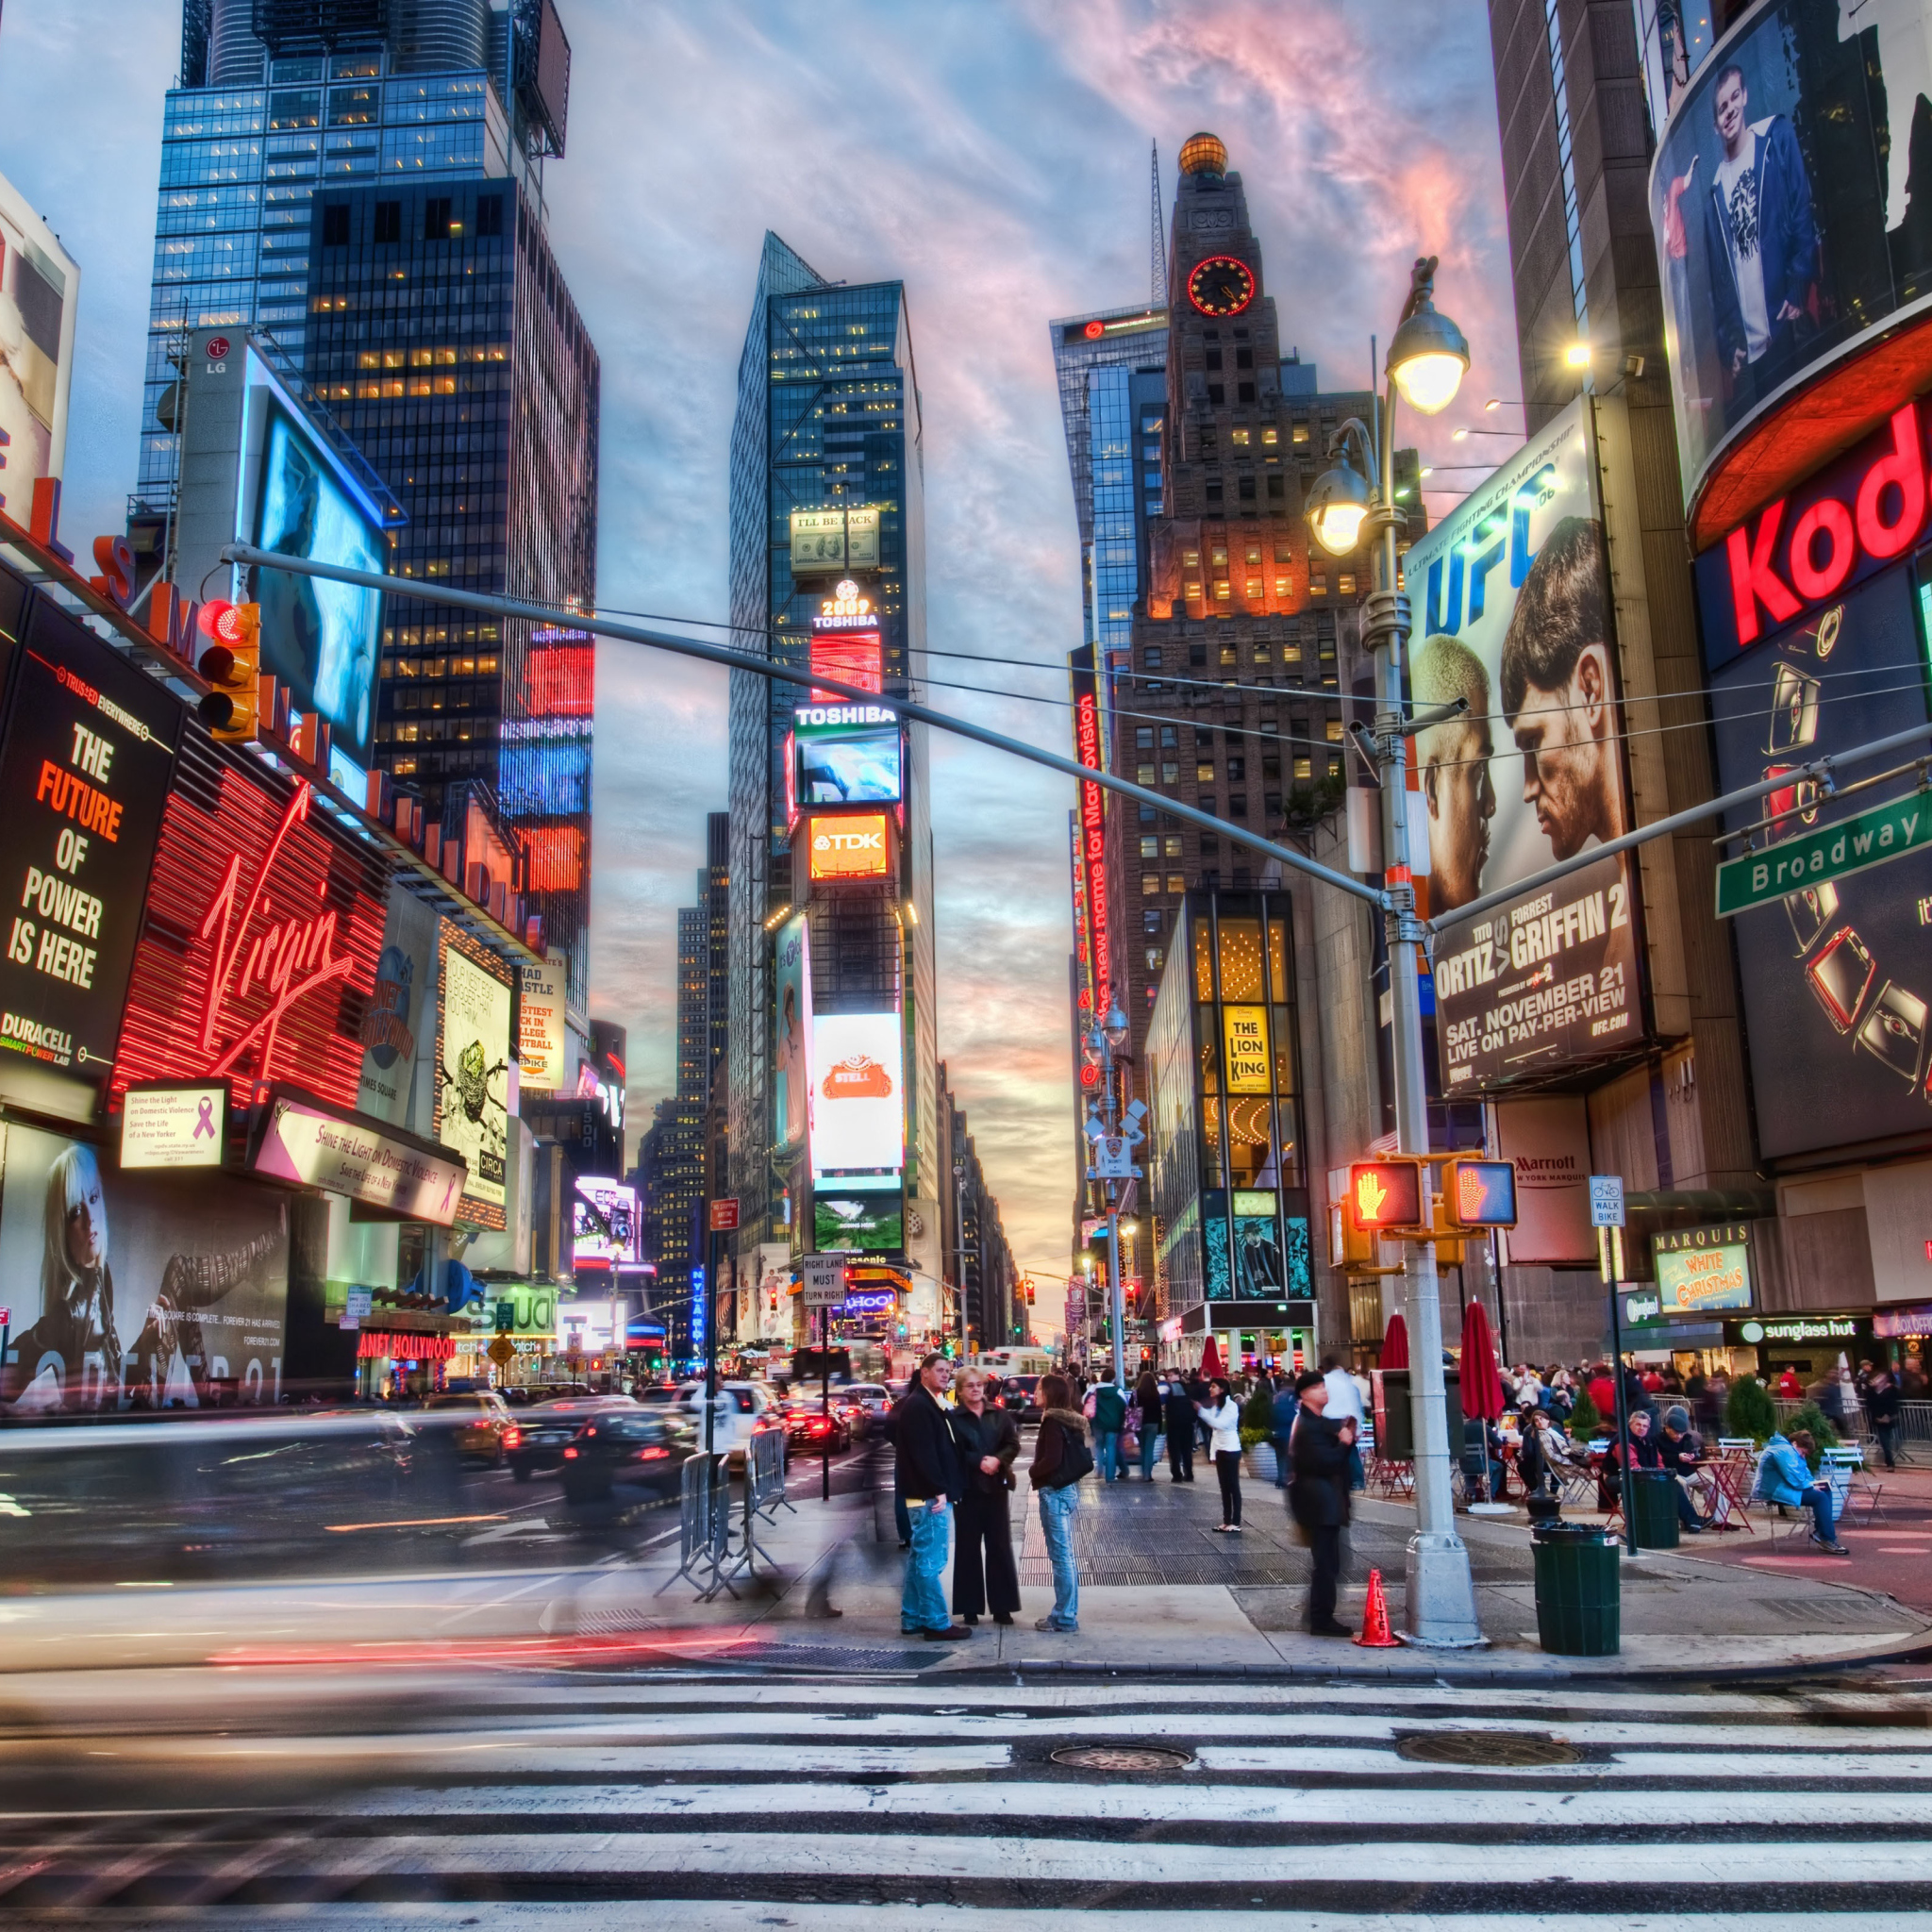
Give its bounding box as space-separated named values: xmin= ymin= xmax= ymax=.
xmin=1868 ymin=1365 xmax=1903 ymax=1471
xmin=1028 ymin=1370 xmax=1091 ymax=1632
xmin=951 ymin=1368 xmax=1020 ymax=1627
xmin=1587 ymin=1362 xmax=1617 ymax=1419
xmin=1133 ymin=1370 xmax=1163 ymax=1480
xmin=1754 ymin=1426 xmax=1847 ymax=1554
xmin=1269 ymin=1372 xmax=1299 ymax=1490
xmin=1321 ymin=1353 xmax=1367 ymax=1491
xmin=1775 ymin=1365 xmax=1803 ymax=1399
xmin=1197 ymin=1375 xmax=1244 ymax=1532
xmin=893 ymin=1351 xmax=970 ymax=1641
xmin=1162 ymin=1373 xmax=1196 ymax=1483
xmin=1658 ymin=1405 xmax=1709 ymax=1532
xmin=1289 ymin=1368 xmax=1355 ymax=1637
xmin=1091 ymin=1375 xmax=1127 ymax=1481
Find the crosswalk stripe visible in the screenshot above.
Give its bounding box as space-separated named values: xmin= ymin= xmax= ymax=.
xmin=133 ymin=1831 xmax=1932 ymax=1886
xmin=335 ymin=1779 xmax=1932 ymax=1829
xmin=1195 ymin=1744 xmax=1932 ymax=1778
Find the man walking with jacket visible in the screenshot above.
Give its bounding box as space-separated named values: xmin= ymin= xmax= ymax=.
xmin=892 ymin=1352 xmax=970 ymax=1641
xmin=1091 ymin=1376 xmax=1128 ymax=1483
xmin=1290 ymin=1369 xmax=1356 ymax=1637
xmin=1162 ymin=1374 xmax=1196 ymax=1482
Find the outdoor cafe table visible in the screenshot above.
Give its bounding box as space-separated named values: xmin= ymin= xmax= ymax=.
xmin=1696 ymin=1453 xmax=1754 ymax=1531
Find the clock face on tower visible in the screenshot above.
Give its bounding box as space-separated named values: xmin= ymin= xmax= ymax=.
xmin=1188 ymin=255 xmax=1256 ymax=317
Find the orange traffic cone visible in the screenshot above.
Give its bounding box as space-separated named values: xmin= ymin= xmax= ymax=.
xmin=1354 ymin=1566 xmax=1401 ymax=1647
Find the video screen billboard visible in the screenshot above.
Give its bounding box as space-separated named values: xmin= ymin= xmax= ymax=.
xmin=813 ymin=1191 xmax=903 ymax=1253
xmin=1707 ymin=562 xmax=1932 ymax=1157
xmin=796 ymin=724 xmax=902 ymax=808
xmin=774 ymin=912 xmax=810 ymax=1152
xmin=573 ymin=1175 xmax=638 ymax=1272
xmin=0 ymin=1122 xmax=287 ymax=1412
xmin=1650 ymin=0 xmax=1932 ymax=520
xmin=808 ymin=813 xmax=889 ymax=879
xmin=1406 ymin=401 xmax=1645 ymax=1091
xmin=0 ymin=592 xmax=180 ymax=1096
xmin=247 ymin=392 xmax=384 ymax=770
xmin=0 ymin=171 xmax=77 ymax=515
xmin=809 ymin=1009 xmax=903 ymax=1174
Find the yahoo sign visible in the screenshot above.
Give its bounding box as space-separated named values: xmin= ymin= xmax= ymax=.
xmin=1696 ymin=398 xmax=1932 ymax=665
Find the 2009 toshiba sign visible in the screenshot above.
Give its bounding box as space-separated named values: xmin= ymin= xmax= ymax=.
xmin=1698 ymin=397 xmax=1932 ymax=662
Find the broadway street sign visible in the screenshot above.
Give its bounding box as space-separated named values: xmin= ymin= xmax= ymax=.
xmin=1715 ymin=791 xmax=1932 ymax=919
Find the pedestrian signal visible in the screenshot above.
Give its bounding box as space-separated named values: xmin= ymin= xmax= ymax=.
xmin=1443 ymin=1158 xmax=1518 ymax=1230
xmin=1346 ymin=1158 xmax=1426 ymax=1235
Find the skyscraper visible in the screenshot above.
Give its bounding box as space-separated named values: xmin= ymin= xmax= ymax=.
xmin=141 ymin=0 xmax=595 ymax=1014
xmin=726 ymin=232 xmax=942 ymax=1345
xmin=1051 ymin=136 xmax=1418 ymax=1346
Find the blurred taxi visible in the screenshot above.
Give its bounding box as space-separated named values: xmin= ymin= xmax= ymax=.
xmin=423 ymin=1391 xmax=517 ymax=1465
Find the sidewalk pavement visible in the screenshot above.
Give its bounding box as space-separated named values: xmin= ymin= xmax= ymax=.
xmin=5 ymin=1450 xmax=1927 ymax=1681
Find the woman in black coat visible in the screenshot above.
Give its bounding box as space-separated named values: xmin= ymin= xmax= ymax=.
xmin=951 ymin=1366 xmax=1022 ymax=1624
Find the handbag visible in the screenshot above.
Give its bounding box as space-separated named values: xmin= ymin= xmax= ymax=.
xmin=1121 ymin=1428 xmax=1140 ymax=1457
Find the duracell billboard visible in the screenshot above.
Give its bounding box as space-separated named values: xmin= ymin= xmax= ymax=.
xmin=0 ymin=566 xmax=181 ymax=1103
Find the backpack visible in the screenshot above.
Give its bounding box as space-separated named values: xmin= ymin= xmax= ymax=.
xmin=1052 ymin=1430 xmax=1095 ymax=1487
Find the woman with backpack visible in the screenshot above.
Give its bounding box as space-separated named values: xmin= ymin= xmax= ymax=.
xmin=1133 ymin=1371 xmax=1163 ymax=1480
xmin=1029 ymin=1372 xmax=1091 ymax=1632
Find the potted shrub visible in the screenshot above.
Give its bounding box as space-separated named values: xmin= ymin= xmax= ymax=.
xmin=1241 ymin=1380 xmax=1278 ymax=1481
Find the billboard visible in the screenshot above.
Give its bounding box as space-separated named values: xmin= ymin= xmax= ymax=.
xmin=1407 ymin=400 xmax=1645 ymax=1091
xmin=356 ymin=886 xmax=438 ymax=1128
xmin=774 ymin=912 xmax=810 ymax=1152
xmin=1495 ymin=1094 xmax=1596 ymax=1264
xmin=1069 ymin=644 xmax=1111 ymax=1010
xmin=1654 ymin=1223 xmax=1756 ymax=1312
xmin=573 ymin=1175 xmax=638 ymax=1272
xmin=810 ymin=1009 xmax=903 ymax=1174
xmin=433 ymin=923 xmax=514 ymax=1230
xmin=0 ymin=1122 xmax=287 ymax=1412
xmin=1706 ymin=562 xmax=1932 ymax=1156
xmin=1650 ymin=0 xmax=1932 ymax=529
xmin=795 ymin=721 xmax=902 ymax=807
xmin=808 ymin=813 xmax=890 ymax=880
xmin=0 ymin=171 xmax=77 ymax=515
xmin=244 ymin=389 xmax=385 ymax=773
xmin=0 ymin=591 xmax=180 ymax=1098
xmin=790 ymin=507 xmax=880 ymax=575
xmin=518 ymin=953 xmax=567 ymax=1092
xmin=814 ymin=1191 xmax=904 ymax=1253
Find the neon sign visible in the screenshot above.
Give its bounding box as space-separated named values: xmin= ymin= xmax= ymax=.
xmin=1070 ymin=646 xmax=1111 ymax=1010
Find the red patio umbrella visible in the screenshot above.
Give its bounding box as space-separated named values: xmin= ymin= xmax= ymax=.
xmin=1199 ymin=1336 xmax=1225 ymax=1380
xmin=1458 ymin=1298 xmax=1506 ymax=1421
xmin=1380 ymin=1312 xmax=1409 ymax=1371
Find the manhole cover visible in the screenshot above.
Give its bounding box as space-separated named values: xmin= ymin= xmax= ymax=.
xmin=1395 ymin=1730 xmax=1581 ymax=1767
xmin=1051 ymin=1744 xmax=1193 ymax=1773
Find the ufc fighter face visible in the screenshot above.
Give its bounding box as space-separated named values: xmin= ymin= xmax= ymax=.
xmin=1509 ymin=642 xmax=1623 ymax=862
xmin=1421 ymin=715 xmax=1495 ymax=912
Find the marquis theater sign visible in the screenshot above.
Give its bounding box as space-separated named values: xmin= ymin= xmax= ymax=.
xmin=111 ymin=731 xmax=389 ymax=1112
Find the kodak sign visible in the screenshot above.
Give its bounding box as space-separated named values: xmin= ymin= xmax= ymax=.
xmin=1695 ymin=397 xmax=1932 ymax=668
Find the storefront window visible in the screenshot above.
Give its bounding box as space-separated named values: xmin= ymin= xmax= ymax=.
xmin=1193 ymin=916 xmax=1214 ymax=999
xmin=1268 ymin=916 xmax=1290 ymax=1002
xmin=1217 ymin=917 xmax=1265 ymax=1001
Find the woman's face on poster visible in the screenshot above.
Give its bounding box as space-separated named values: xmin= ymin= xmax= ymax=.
xmin=65 ymin=1174 xmax=105 ymax=1273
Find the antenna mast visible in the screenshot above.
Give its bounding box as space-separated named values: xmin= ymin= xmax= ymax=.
xmin=1149 ymin=140 xmax=1166 ymax=302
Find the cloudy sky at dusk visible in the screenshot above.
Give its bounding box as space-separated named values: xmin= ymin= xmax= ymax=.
xmin=0 ymin=0 xmax=1517 ymax=1298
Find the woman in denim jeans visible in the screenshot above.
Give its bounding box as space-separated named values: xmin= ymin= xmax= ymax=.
xmin=1029 ymin=1372 xmax=1090 ymax=1632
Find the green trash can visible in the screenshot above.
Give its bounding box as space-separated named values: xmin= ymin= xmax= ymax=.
xmin=1531 ymin=1522 xmax=1621 ymax=1656
xmin=1625 ymin=1468 xmax=1680 ymax=1550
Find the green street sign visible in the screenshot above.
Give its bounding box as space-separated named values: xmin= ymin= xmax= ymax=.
xmin=1715 ymin=791 xmax=1932 ymax=919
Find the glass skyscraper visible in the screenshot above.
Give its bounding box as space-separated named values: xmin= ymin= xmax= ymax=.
xmin=725 ymin=232 xmax=941 ymax=1328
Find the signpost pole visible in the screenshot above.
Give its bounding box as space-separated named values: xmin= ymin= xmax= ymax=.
xmin=822 ymin=1286 xmax=833 ymax=1504
xmin=703 ymin=1224 xmax=719 ymax=1457
xmin=1592 ymin=1174 xmax=1637 ymax=1559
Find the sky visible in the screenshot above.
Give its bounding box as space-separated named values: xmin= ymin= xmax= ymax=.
xmin=0 ymin=0 xmax=1517 ymax=1305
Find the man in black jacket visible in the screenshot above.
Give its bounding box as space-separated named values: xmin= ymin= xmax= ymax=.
xmin=1162 ymin=1376 xmax=1196 ymax=1483
xmin=891 ymin=1352 xmax=968 ymax=1641
xmin=1289 ymin=1369 xmax=1355 ymax=1638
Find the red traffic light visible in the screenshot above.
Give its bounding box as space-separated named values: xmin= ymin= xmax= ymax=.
xmin=1346 ymin=1158 xmax=1426 ymax=1234
xmin=1444 ymin=1158 xmax=1518 ymax=1230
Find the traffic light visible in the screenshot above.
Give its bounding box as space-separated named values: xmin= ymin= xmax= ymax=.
xmin=1441 ymin=1158 xmax=1518 ymax=1230
xmin=196 ymin=601 xmax=260 ymax=741
xmin=1346 ymin=1157 xmax=1428 ymax=1236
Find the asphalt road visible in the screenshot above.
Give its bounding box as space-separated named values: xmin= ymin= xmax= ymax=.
xmin=1 ymin=1661 xmax=1929 ymax=1922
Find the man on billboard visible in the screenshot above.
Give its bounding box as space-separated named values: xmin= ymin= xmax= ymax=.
xmin=1703 ymin=61 xmax=1819 ymax=406
xmin=1412 ymin=634 xmax=1497 ymax=915
xmin=1500 ymin=517 xmax=1626 ymax=863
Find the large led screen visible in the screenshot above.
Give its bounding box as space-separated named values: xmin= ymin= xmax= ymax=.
xmin=809 ymin=1009 xmax=903 ymax=1173
xmin=1650 ymin=0 xmax=1932 ymax=519
xmin=796 ymin=726 xmax=902 ymax=808
xmin=251 ymin=400 xmax=384 ymax=770
xmin=813 ymin=1191 xmax=904 ymax=1253
xmin=774 ymin=912 xmax=810 ymax=1152
xmin=1406 ymin=400 xmax=1645 ymax=1092
xmin=1707 ymin=563 xmax=1932 ymax=1158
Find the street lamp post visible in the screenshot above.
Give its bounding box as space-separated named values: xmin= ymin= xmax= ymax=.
xmin=1307 ymin=255 xmax=1484 ymax=1647
xmin=1083 ymin=1005 xmax=1135 ymax=1393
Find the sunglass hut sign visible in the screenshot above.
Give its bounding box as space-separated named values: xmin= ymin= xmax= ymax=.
xmin=1695 ymin=398 xmax=1932 ymax=668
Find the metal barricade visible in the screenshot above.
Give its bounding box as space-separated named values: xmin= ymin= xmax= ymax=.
xmin=656 ymin=1452 xmax=738 ymax=1601
xmin=747 ymin=1425 xmax=792 ymax=1521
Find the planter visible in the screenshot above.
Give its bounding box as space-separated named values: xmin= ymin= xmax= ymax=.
xmin=1243 ymin=1442 xmax=1279 ymax=1483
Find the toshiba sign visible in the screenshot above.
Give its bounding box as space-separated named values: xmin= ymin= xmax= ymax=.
xmin=808 ymin=813 xmax=890 ymax=880
xmin=1695 ymin=397 xmax=1932 ymax=666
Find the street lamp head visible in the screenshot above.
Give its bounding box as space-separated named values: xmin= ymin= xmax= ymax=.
xmin=1306 ymin=449 xmax=1372 ymax=558
xmin=1388 ymin=256 xmax=1469 ymax=416
xmin=1104 ymin=1006 xmax=1129 ymax=1049
xmin=1564 ymin=341 xmax=1592 ymax=370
